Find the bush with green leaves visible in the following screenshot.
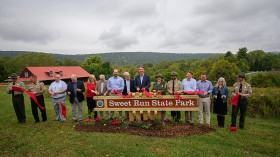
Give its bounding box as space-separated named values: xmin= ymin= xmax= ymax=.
xmin=141 ymin=123 xmax=153 ymax=129
xmin=248 ymin=88 xmax=280 ymax=118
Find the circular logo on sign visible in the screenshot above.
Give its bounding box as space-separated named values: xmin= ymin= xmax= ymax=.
xmin=97 ymin=100 xmax=104 ymax=107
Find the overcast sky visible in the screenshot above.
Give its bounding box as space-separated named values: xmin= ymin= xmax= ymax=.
xmin=0 ymin=0 xmax=279 ymax=54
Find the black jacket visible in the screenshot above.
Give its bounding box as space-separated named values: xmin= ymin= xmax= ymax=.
xmin=122 ymin=79 xmax=136 ymax=95
xmin=134 ymin=74 xmax=150 ymax=91
xmin=67 ymin=81 xmax=85 ymax=103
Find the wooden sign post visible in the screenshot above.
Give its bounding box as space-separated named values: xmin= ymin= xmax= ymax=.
xmin=93 ymin=95 xmax=199 ymax=121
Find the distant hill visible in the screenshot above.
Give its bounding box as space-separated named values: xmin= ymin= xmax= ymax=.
xmin=0 ymin=51 xmax=219 ymax=65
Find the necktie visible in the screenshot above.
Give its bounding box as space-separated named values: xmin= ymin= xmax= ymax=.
xmin=172 ymin=80 xmax=175 ymax=95
xmin=12 ymin=82 xmax=15 ymax=96
xmin=239 ymin=83 xmax=242 ymax=93
xmin=140 ymin=76 xmax=143 ymax=85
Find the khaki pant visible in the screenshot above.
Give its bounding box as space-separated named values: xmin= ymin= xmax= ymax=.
xmin=198 ymin=97 xmax=211 ymax=125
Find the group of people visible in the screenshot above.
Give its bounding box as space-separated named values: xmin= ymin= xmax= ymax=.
xmin=7 ymin=65 xmax=252 ymax=130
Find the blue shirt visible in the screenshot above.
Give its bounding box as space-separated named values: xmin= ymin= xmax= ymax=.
xmin=49 ymin=80 xmax=67 ymax=98
xmin=107 ymin=76 xmax=124 ymax=92
xmin=73 ymin=82 xmax=77 ymax=96
xmin=182 ymin=78 xmax=196 ymax=92
xmin=196 ymin=80 xmax=213 ymax=95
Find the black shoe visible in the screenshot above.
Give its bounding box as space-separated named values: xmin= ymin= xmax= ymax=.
xmin=35 ymin=120 xmax=40 ymax=123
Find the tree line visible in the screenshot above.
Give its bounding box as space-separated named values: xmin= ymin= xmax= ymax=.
xmin=1 ymin=47 xmax=280 ymax=86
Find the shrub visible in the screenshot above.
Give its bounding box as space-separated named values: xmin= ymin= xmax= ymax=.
xmin=227 ymin=87 xmax=280 ymax=118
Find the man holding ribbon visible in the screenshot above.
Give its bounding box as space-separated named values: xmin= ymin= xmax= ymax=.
xmin=196 ymin=72 xmax=213 ymax=127
xmin=134 ymin=65 xmax=150 ymax=92
xmin=182 ymin=71 xmax=196 ymax=125
xmin=7 ymin=73 xmax=26 ymax=124
xmin=67 ymin=74 xmax=85 ymax=122
xmin=231 ymin=73 xmax=252 ymax=130
xmin=107 ymin=69 xmax=124 ymax=119
xmin=96 ymin=74 xmax=108 ymax=119
xmin=27 ymin=75 xmax=47 ymax=123
xmin=167 ymin=71 xmax=183 ymax=122
xmin=49 ymin=74 xmax=67 ymax=122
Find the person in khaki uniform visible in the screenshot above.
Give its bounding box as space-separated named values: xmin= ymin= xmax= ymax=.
xmin=166 ymin=71 xmax=183 ymax=122
xmin=231 ymin=73 xmax=252 ymax=129
xmin=27 ymin=75 xmax=47 ymax=123
xmin=7 ymin=73 xmax=26 ymax=124
xmin=152 ymin=74 xmax=166 ymax=120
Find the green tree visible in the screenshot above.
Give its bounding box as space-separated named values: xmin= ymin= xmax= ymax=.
xmin=260 ymin=53 xmax=280 ymax=71
xmin=81 ymin=56 xmax=102 ymax=75
xmin=237 ymin=58 xmax=250 ymax=73
xmin=60 ymin=58 xmax=80 ymax=66
xmin=81 ymin=56 xmax=113 ymax=79
xmin=224 ymin=51 xmax=237 ymax=64
xmin=101 ymin=62 xmax=113 ymax=79
xmin=208 ymin=59 xmax=239 ymax=85
xmin=4 ymin=52 xmax=58 ymax=75
xmin=237 ymin=47 xmax=248 ymax=60
xmin=0 ymin=57 xmax=11 ymax=82
xmin=248 ymin=50 xmax=265 ymax=71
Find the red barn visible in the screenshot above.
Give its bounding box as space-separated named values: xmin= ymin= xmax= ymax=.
xmin=12 ymin=66 xmax=90 ymax=85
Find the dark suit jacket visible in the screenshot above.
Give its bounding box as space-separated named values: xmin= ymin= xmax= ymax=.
xmin=67 ymin=81 xmax=85 ymax=103
xmin=122 ymin=79 xmax=136 ymax=95
xmin=96 ymin=80 xmax=108 ymax=95
xmin=134 ymin=74 xmax=151 ymax=92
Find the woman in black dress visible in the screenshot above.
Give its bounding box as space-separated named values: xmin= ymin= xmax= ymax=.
xmin=212 ymin=77 xmax=229 ymax=127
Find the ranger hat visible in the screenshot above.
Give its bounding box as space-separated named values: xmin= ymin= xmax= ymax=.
xmin=170 ymin=71 xmax=177 ymax=76
xmin=9 ymin=73 xmax=19 ymax=79
xmin=155 ymin=74 xmax=164 ymax=78
xmin=238 ymin=73 xmax=246 ymax=78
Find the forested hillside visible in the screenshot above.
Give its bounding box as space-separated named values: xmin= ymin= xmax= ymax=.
xmin=1 ymin=48 xmax=280 ymax=87
xmin=0 ymin=51 xmax=216 ymax=65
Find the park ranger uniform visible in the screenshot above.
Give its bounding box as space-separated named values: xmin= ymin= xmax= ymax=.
xmin=28 ymin=81 xmax=47 ymax=122
xmin=166 ymin=71 xmax=183 ymax=122
xmin=231 ymin=77 xmax=252 ymax=129
xmin=7 ymin=79 xmax=26 ymax=123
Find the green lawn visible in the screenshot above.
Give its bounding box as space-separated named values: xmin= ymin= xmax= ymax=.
xmin=0 ymin=85 xmax=279 ymax=157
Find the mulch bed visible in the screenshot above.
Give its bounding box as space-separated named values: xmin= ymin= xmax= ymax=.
xmin=75 ymin=121 xmax=216 ymax=138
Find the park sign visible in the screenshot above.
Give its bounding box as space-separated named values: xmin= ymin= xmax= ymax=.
xmin=94 ymin=95 xmax=198 ymax=110
xmin=93 ymin=95 xmax=199 ymax=121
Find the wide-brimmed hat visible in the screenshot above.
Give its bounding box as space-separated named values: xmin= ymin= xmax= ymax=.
xmin=155 ymin=74 xmax=164 ymax=78
xmin=8 ymin=73 xmax=19 ymax=79
xmin=238 ymin=73 xmax=246 ymax=78
xmin=170 ymin=71 xmax=177 ymax=76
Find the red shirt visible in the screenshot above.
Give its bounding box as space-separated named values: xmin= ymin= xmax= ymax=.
xmin=86 ymin=82 xmax=96 ymax=98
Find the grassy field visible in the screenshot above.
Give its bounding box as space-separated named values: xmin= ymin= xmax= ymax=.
xmin=0 ymin=85 xmax=280 ymax=157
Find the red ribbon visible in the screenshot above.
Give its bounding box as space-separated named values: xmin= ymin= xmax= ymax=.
xmin=231 ymin=94 xmax=240 ymax=106
xmin=12 ymin=86 xmax=45 ymax=110
xmin=112 ymin=90 xmax=132 ymax=98
xmin=141 ymin=88 xmax=152 ymax=97
xmin=173 ymin=91 xmax=182 ymax=100
xmin=61 ymin=102 xmax=67 ymax=118
xmin=185 ymin=90 xmax=205 ymax=95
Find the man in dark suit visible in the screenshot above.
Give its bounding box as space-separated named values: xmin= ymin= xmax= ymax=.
xmin=134 ymin=65 xmax=151 ymax=92
xmin=122 ymin=72 xmax=136 ymax=95
xmin=67 ymin=74 xmax=85 ymax=121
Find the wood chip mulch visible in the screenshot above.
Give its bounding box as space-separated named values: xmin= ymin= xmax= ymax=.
xmin=75 ymin=121 xmax=216 ymax=138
